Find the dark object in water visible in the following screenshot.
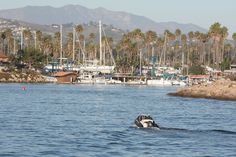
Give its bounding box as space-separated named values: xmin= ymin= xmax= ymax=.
xmin=135 ymin=115 xmax=159 ymax=128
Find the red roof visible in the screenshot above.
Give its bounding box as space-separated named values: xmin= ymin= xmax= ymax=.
xmin=54 ymin=71 xmax=77 ymax=77
xmin=190 ymin=75 xmax=209 ymax=79
xmin=0 ymin=53 xmax=8 ymax=59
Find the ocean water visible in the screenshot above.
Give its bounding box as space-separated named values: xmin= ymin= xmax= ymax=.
xmin=0 ymin=83 xmax=236 ymax=157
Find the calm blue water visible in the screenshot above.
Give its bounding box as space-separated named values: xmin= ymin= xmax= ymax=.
xmin=0 ymin=84 xmax=236 ymax=157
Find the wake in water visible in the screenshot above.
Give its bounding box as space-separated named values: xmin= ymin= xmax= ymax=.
xmin=132 ymin=126 xmax=236 ymax=135
xmin=133 ymin=115 xmax=236 ymax=135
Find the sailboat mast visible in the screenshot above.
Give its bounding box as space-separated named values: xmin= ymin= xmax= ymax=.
xmin=20 ymin=29 xmax=23 ymax=50
xmin=140 ymin=49 xmax=142 ymax=75
xmin=72 ymin=26 xmax=75 ymax=61
xmin=163 ymin=32 xmax=167 ymax=66
xmin=60 ymin=24 xmax=63 ymax=65
xmin=34 ymin=31 xmax=37 ymax=49
xmin=99 ymin=20 xmax=102 ymax=65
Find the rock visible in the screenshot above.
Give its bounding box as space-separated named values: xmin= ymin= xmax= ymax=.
xmin=168 ymin=79 xmax=236 ymax=101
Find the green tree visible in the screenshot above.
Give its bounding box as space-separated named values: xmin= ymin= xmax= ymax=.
xmin=22 ymin=47 xmax=47 ymax=69
xmin=189 ymin=65 xmax=206 ymax=75
xmin=1 ymin=32 xmax=6 ymax=53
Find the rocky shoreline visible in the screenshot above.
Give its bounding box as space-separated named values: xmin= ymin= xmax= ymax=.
xmin=0 ymin=69 xmax=50 ymax=83
xmin=168 ymin=79 xmax=236 ymax=101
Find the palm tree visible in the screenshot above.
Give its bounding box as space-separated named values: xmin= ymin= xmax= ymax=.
xmin=130 ymin=29 xmax=144 ymax=72
xmin=75 ymin=25 xmax=84 ymax=46
xmin=88 ymin=33 xmax=96 ymax=59
xmin=199 ymin=33 xmax=209 ymax=65
xmin=75 ymin=24 xmax=84 ymax=63
xmin=42 ymin=35 xmax=53 ymax=64
xmin=4 ymin=29 xmax=13 ymax=54
xmin=75 ymin=25 xmax=83 ymax=35
xmin=232 ymin=33 xmax=236 ymax=59
xmin=181 ymin=34 xmax=187 ymax=74
xmin=104 ymin=36 xmax=114 ymax=65
xmin=89 ymin=33 xmax=95 ymax=41
xmin=208 ymin=22 xmax=222 ymax=68
xmin=79 ymin=34 xmax=85 ymax=63
xmin=115 ymin=34 xmax=133 ymax=73
xmin=220 ymin=26 xmax=228 ymax=63
xmin=35 ymin=30 xmax=43 ymax=51
xmin=1 ymin=32 xmax=6 ymax=53
xmin=175 ymin=29 xmax=181 ymax=41
xmin=145 ymin=30 xmax=157 ymax=62
xmin=23 ymin=30 xmax=32 ymax=48
xmin=164 ymin=30 xmax=175 ymax=66
xmin=53 ymin=32 xmax=61 ymax=59
xmin=66 ymin=32 xmax=73 ymax=59
xmin=175 ymin=29 xmax=182 ymax=67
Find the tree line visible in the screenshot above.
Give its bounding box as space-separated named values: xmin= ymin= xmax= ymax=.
xmin=1 ymin=22 xmax=236 ymax=73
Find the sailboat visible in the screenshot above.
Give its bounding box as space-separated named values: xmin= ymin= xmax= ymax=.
xmin=79 ymin=20 xmax=115 ymax=74
xmin=146 ymin=32 xmax=186 ymax=86
xmin=77 ymin=21 xmax=116 ymax=84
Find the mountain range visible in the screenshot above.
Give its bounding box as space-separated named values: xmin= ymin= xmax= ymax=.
xmin=0 ymin=5 xmax=207 ymax=34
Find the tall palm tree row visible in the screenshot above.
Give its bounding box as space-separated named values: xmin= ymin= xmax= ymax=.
xmin=0 ymin=22 xmax=235 ymax=72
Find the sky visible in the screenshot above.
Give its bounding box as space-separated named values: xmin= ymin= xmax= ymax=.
xmin=0 ymin=0 xmax=235 ymax=37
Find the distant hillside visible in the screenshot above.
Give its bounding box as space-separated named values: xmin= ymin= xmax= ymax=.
xmin=0 ymin=18 xmax=124 ymax=44
xmin=0 ymin=5 xmax=207 ymax=34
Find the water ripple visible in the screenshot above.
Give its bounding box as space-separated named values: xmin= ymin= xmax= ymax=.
xmin=0 ymin=84 xmax=236 ymax=157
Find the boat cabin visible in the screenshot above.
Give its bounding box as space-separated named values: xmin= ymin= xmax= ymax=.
xmin=54 ymin=72 xmax=77 ymax=83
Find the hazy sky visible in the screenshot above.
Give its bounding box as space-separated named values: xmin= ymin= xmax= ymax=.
xmin=0 ymin=0 xmax=235 ymax=36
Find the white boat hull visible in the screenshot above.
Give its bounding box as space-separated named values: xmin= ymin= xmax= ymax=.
xmin=147 ymin=79 xmax=172 ymax=86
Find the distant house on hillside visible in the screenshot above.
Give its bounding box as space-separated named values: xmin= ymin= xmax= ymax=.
xmin=54 ymin=71 xmax=77 ymax=83
xmin=189 ymin=75 xmax=210 ymax=85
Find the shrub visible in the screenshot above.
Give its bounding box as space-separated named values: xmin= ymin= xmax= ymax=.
xmin=189 ymin=65 xmax=206 ymax=75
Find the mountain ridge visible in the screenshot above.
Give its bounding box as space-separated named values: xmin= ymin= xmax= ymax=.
xmin=0 ymin=5 xmax=207 ymax=34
